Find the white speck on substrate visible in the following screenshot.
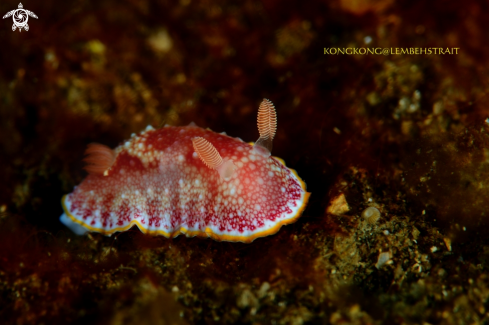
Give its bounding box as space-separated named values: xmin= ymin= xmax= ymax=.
xmin=375 ymin=252 xmax=391 ymax=269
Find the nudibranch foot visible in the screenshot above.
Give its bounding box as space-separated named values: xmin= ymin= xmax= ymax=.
xmin=60 ymin=99 xmax=310 ymax=242
xmin=60 ymin=212 xmax=89 ymax=235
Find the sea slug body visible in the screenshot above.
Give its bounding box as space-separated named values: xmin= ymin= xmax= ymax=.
xmin=60 ymin=99 xmax=310 ymax=242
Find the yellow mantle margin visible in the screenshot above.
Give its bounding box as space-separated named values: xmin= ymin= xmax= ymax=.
xmin=61 ymin=159 xmax=310 ymax=243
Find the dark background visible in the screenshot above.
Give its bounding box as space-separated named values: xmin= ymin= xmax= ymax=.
xmin=1 ymin=0 xmax=489 ymax=324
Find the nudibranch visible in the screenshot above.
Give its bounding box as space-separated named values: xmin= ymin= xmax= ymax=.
xmin=60 ymin=99 xmax=310 ymax=242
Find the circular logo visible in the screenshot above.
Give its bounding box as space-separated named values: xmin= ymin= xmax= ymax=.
xmin=13 ymin=9 xmax=28 ymax=28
